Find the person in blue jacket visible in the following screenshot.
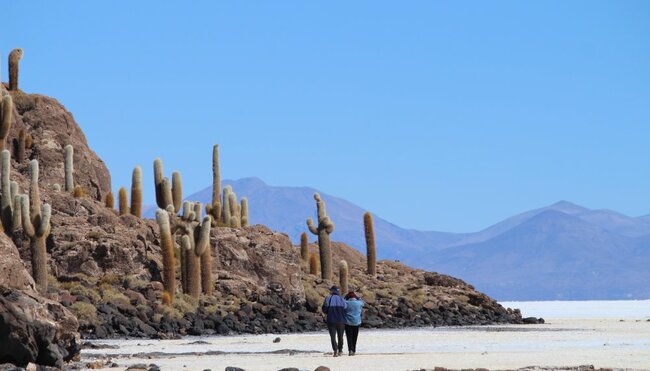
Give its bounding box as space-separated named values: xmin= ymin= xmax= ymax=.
xmin=322 ymin=285 xmax=347 ymax=357
xmin=344 ymin=291 xmax=364 ymax=356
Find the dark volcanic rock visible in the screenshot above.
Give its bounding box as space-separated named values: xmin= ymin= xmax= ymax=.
xmin=0 ymin=286 xmax=80 ymax=368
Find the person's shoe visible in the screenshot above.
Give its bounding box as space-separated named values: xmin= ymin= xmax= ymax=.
xmin=348 ymin=351 xmax=352 ymax=356
xmin=333 ymin=351 xmax=339 ymax=357
xmin=351 ymin=351 xmax=356 ymax=356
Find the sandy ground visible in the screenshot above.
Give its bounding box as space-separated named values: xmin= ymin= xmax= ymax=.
xmin=82 ymin=318 xmax=650 ymax=371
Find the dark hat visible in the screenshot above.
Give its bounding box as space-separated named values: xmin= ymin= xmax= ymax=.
xmin=329 ymin=286 xmax=339 ymax=294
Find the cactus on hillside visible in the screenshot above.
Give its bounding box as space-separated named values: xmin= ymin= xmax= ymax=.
xmin=240 ymin=197 xmax=249 ymax=227
xmin=175 ymin=201 xmax=212 ymax=298
xmin=105 ymin=191 xmax=114 ymax=209
xmin=228 ymin=192 xmax=241 ymax=228
xmin=21 ymin=160 xmax=52 ymax=293
xmin=221 ymin=186 xmax=232 ymax=226
xmin=153 ymin=158 xmax=182 ymax=213
xmin=339 ymin=260 xmax=349 ymax=295
xmin=8 ymin=48 xmax=23 ymax=91
xmin=300 ymin=232 xmax=309 ymax=261
xmin=309 ymin=253 xmax=319 ymax=276
xmin=1 ymin=150 xmax=14 ymax=232
xmin=364 ymin=211 xmax=377 ymax=276
xmin=156 ymin=209 xmax=176 ymax=303
xmin=15 ymin=129 xmax=26 ymax=163
xmin=0 ymin=95 xmax=13 ymax=152
xmin=118 ymin=187 xmax=128 ymax=216
xmin=307 ymin=193 xmax=335 ymax=280
xmin=205 ymin=144 xmax=222 ymax=225
xmin=64 ymin=144 xmax=74 ymax=192
xmin=130 ymin=166 xmax=142 ymax=218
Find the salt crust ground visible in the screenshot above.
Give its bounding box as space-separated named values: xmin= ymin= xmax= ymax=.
xmin=82 ymin=301 xmax=650 ymax=371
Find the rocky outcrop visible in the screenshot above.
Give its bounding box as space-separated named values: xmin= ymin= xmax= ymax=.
xmin=0 ymin=287 xmax=79 ymax=368
xmin=0 ymin=216 xmax=80 ymax=368
xmin=2 ymin=86 xmax=111 ymax=200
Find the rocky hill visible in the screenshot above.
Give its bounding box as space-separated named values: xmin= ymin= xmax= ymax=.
xmin=0 ymin=83 xmax=527 ymax=369
xmin=186 ymin=180 xmax=650 ymax=300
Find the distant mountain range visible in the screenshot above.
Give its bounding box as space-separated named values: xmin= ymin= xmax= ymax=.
xmin=164 ymin=177 xmax=649 ymax=301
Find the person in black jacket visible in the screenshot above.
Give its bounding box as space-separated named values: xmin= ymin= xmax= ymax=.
xmin=322 ymin=285 xmax=348 ymax=357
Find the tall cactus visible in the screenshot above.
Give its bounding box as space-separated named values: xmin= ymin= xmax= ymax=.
xmin=153 ymin=158 xmax=182 ymax=213
xmin=1 ymin=150 xmax=13 ymax=232
xmin=118 ymin=187 xmax=128 ymax=216
xmin=364 ymin=211 xmax=377 ymax=276
xmin=205 ymin=144 xmax=222 ymax=225
xmin=240 ymin=197 xmax=249 ymax=227
xmin=21 ymin=160 xmax=52 ymax=293
xmin=156 ymin=209 xmax=176 ymax=303
xmin=0 ymin=95 xmax=13 ymax=152
xmin=8 ymin=48 xmax=23 ymax=91
xmin=130 ymin=166 xmax=142 ymax=218
xmin=339 ymin=260 xmax=349 ymax=295
xmin=307 ymin=193 xmax=335 ymax=280
xmin=300 ymin=232 xmax=309 ymax=261
xmin=64 ymin=145 xmax=74 ymax=192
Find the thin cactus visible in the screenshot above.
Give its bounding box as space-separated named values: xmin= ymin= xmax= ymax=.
xmin=171 ymin=171 xmax=182 ymax=213
xmin=364 ymin=211 xmax=377 ymax=276
xmin=222 ymin=186 xmax=232 ymax=226
xmin=240 ymin=197 xmax=249 ymax=227
xmin=8 ymin=49 xmax=23 ymax=91
xmin=300 ymin=232 xmax=309 ymax=261
xmin=64 ymin=145 xmax=74 ymax=192
xmin=0 ymin=95 xmax=13 ymax=152
xmin=339 ymin=260 xmax=349 ymax=295
xmin=309 ymin=253 xmax=319 ymax=276
xmin=156 ymin=209 xmax=176 ymax=303
xmin=206 ymin=144 xmax=222 ymax=225
xmin=1 ymin=150 xmax=13 ymax=232
xmin=118 ymin=187 xmax=128 ymax=216
xmin=21 ymin=160 xmax=52 ymax=293
xmin=306 ymin=193 xmax=335 ymax=280
xmin=15 ymin=129 xmax=26 ymax=163
xmin=130 ymin=166 xmax=142 ymax=218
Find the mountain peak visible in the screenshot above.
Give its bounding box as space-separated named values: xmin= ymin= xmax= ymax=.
xmin=547 ymin=200 xmax=588 ymax=214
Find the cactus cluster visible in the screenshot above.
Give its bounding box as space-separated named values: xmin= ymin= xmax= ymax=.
xmin=8 ymin=48 xmax=23 ymax=91
xmin=176 ymin=201 xmax=212 ymax=298
xmin=307 ymin=193 xmax=335 ymax=280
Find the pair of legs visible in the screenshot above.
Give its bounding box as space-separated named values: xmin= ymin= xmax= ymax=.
xmin=345 ymin=325 xmax=360 ymax=354
xmin=327 ymin=322 xmax=345 ymax=354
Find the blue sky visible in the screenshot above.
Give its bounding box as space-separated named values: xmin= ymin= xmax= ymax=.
xmin=3 ymin=1 xmax=650 ymax=232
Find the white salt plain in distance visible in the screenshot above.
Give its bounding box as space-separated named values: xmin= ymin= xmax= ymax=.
xmin=500 ymin=299 xmax=650 ymax=319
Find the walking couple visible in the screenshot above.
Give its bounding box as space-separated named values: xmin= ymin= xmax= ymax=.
xmin=322 ymin=285 xmax=365 ymax=357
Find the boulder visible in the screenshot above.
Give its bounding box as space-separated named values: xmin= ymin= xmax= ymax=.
xmin=0 ymin=286 xmax=80 ymax=368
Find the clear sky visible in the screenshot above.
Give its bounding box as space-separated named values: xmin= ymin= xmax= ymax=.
xmin=3 ymin=1 xmax=649 ymax=232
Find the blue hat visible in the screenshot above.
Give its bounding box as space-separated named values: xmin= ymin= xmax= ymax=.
xmin=330 ymin=286 xmax=339 ymax=294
